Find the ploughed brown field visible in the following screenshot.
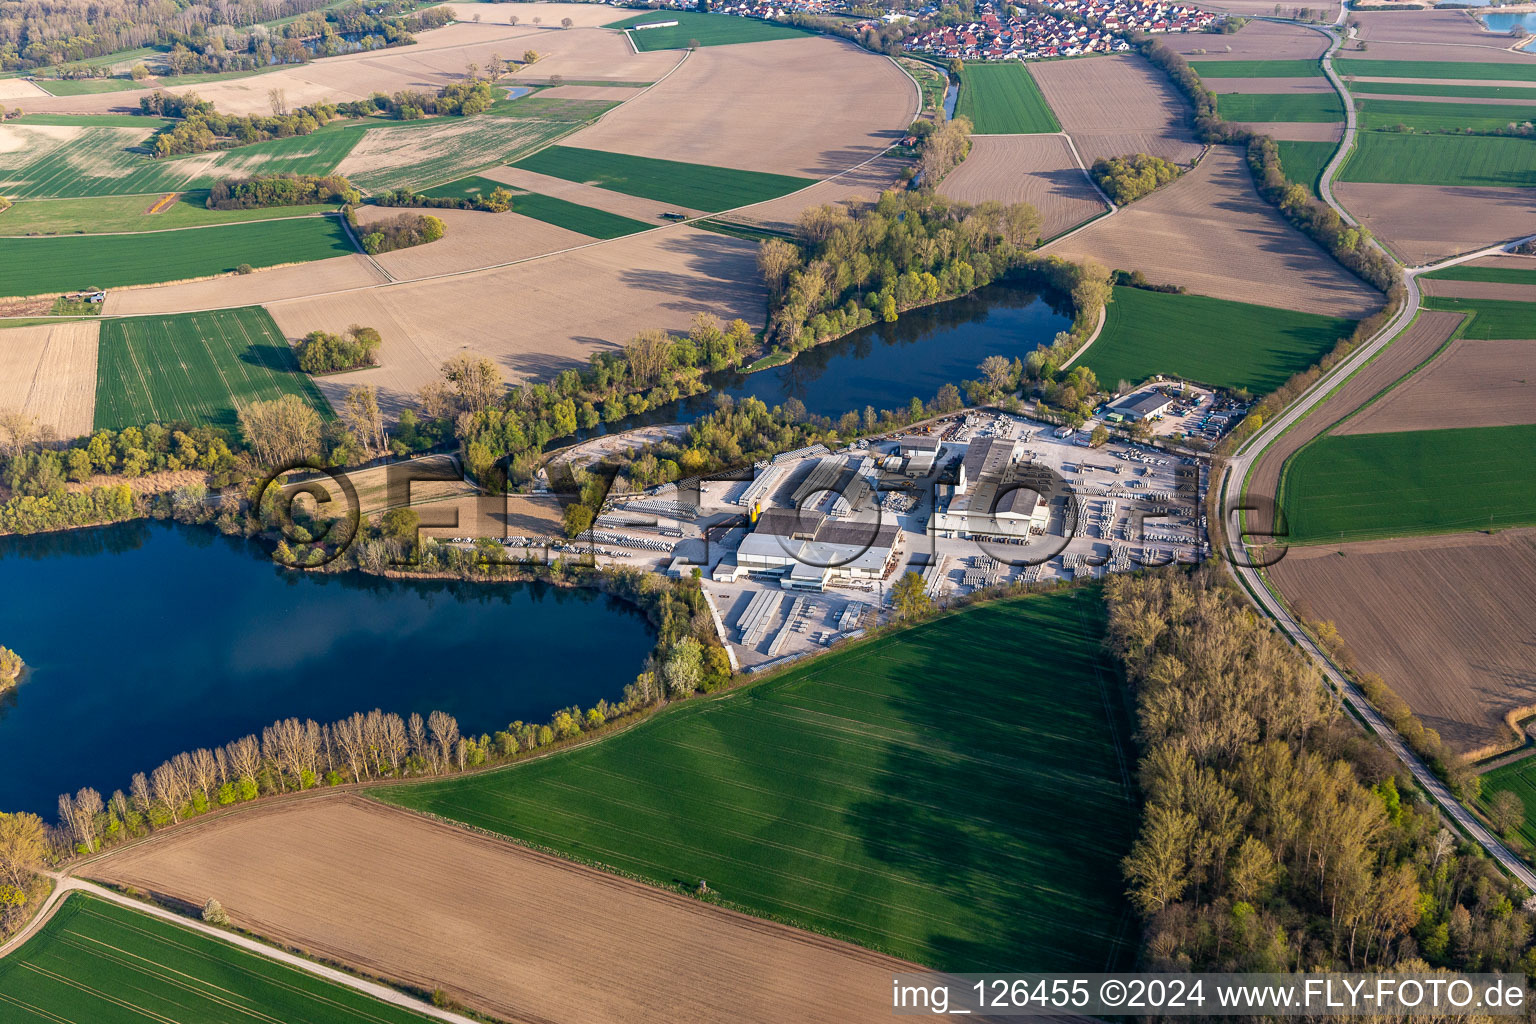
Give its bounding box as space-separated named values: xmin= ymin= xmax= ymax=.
xmin=1197 ymin=0 xmax=1339 ymax=21
xmin=1335 ymin=337 xmax=1536 ymax=434
xmin=1333 ymin=183 xmax=1536 ymax=265
xmin=353 ymin=204 xmax=596 ymax=281
xmin=101 ymin=254 xmax=388 ymax=316
xmin=1026 ymin=54 xmax=1203 ymax=166
xmin=733 ymin=153 xmax=908 ymax=232
xmin=1350 ymin=9 xmax=1518 ymax=47
xmin=0 ymin=320 xmax=99 ymax=438
xmin=429 ymin=1 xmax=636 ymax=27
xmin=1162 ymin=18 xmax=1328 ymax=60
xmin=1227 ymin=120 xmax=1342 ymax=141
xmin=1420 ymin=278 xmax=1536 ymax=304
xmin=1269 ymin=529 xmax=1536 ymax=755
xmin=565 ymin=36 xmax=917 ymax=178
xmin=480 ymin=164 xmax=709 ymax=221
xmin=1243 ymin=309 xmax=1464 ymax=539
xmin=85 ymin=796 xmax=919 ymax=1024
xmin=271 ymin=224 xmax=766 ymax=414
xmin=938 ymin=134 xmax=1108 ymax=240
xmin=1338 ymin=39 xmax=1536 ymax=63
xmin=1043 ymin=145 xmax=1380 ymax=317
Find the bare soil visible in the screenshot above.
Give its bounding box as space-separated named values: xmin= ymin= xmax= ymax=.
xmin=1044 ymin=145 xmax=1380 ymax=316
xmin=1337 ymin=40 xmax=1536 ymax=63
xmin=1227 ymin=120 xmax=1343 ymax=140
xmin=938 ymin=134 xmax=1107 ymax=240
xmin=1198 ymin=0 xmax=1339 ymax=20
xmin=85 ymin=795 xmax=920 ymax=1024
xmin=271 ymin=224 xmax=766 ymax=412
xmin=533 ymin=84 xmax=648 ymax=100
xmin=354 ymin=204 xmax=594 ymax=280
xmin=513 ymin=23 xmax=682 ymax=82
xmin=1352 ymin=9 xmax=1520 ymax=47
xmin=565 ymin=36 xmax=918 ymax=178
xmin=1244 ymin=309 xmax=1464 ymax=538
xmin=1332 ymin=182 xmax=1536 ymax=265
xmin=429 ymin=1 xmax=632 ymax=27
xmin=732 ymin=152 xmax=908 ymax=232
xmin=1028 ymin=55 xmax=1203 ymax=166
xmin=101 ymin=254 xmax=387 ymax=316
xmin=1346 ymin=74 xmax=1536 ymax=89
xmin=1352 ymin=91 xmax=1536 ymax=106
xmin=0 ymin=78 xmax=47 ymax=100
xmin=1335 ymin=337 xmax=1536 ymax=434
xmin=1161 ymin=19 xmax=1330 ymax=59
xmin=0 ymin=320 xmax=99 ymax=437
xmin=1269 ymin=528 xmax=1536 ymax=754
xmin=1419 ymin=278 xmax=1536 ymax=303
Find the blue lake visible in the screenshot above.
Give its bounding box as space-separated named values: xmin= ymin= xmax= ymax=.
xmin=0 ymin=521 xmax=654 ymax=815
xmin=1479 ymin=11 xmax=1536 ymax=47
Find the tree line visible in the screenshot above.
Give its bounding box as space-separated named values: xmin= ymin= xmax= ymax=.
xmin=373 ymin=186 xmax=515 ymax=213
xmin=140 ymin=92 xmax=345 ymax=156
xmin=1108 ymin=567 xmax=1536 ymax=974
xmin=1136 ymin=37 xmax=1401 ymax=294
xmin=206 ymin=172 xmax=359 ymax=210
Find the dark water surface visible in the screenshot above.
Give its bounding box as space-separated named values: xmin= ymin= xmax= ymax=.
xmin=0 ymin=521 xmax=654 ymax=815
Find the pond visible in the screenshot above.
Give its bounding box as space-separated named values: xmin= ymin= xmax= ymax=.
xmin=0 ymin=521 xmax=655 ymax=816
xmin=1478 ymin=11 xmax=1536 ymax=47
xmin=610 ymin=276 xmax=1072 ymax=433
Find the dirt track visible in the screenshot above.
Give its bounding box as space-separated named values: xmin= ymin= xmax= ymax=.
xmin=1270 ymin=528 xmax=1536 ymax=754
xmin=1334 ymin=183 xmax=1536 ymax=265
xmin=1335 ymin=337 xmax=1536 ymax=434
xmin=85 ymin=796 xmax=920 ymax=1024
xmin=938 ymin=135 xmax=1107 ymax=240
xmin=1043 ymin=145 xmax=1380 ymax=317
xmin=1244 ymin=309 xmax=1463 ymax=538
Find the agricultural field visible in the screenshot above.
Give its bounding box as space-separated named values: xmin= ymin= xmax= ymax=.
xmin=1356 ymin=99 xmax=1536 ymax=132
xmin=1279 ymin=423 xmax=1536 ymax=543
xmin=1270 ymin=528 xmax=1536 ymax=754
xmin=0 ymin=892 xmax=437 ymax=1024
xmin=1338 ymin=337 xmax=1536 ymax=435
xmin=1 ymin=123 xmax=367 ymax=200
xmin=1276 ymin=139 xmax=1338 ymax=193
xmin=1422 ymin=295 xmax=1536 ymax=338
xmin=10 ymin=113 xmax=173 ymax=128
xmin=1425 ymin=261 xmax=1536 ymax=286
xmin=87 ymin=797 xmax=915 ymax=1024
xmin=1044 ymin=146 xmax=1380 ymax=318
xmin=0 ymin=216 xmax=353 ymax=298
xmin=1348 ymin=80 xmax=1536 ymax=100
xmin=339 ymin=116 xmax=575 ymax=194
xmin=33 ymin=76 xmax=147 ymax=95
xmin=608 ymin=10 xmax=812 ymax=49
xmin=1191 ymin=59 xmax=1324 ymax=77
xmin=511 ymin=145 xmax=814 ymax=211
xmin=378 ymin=590 xmax=1138 ymax=973
xmin=1333 ymin=182 xmax=1536 ymax=264
xmin=487 ymin=94 xmax=622 ymax=121
xmin=0 ymin=191 xmax=336 ymax=235
xmin=938 ymin=134 xmax=1108 ymax=241
xmin=1163 ymin=17 xmax=1329 ymax=59
xmin=955 ymin=62 xmax=1061 ymax=134
xmin=1479 ymin=757 xmax=1536 ymax=849
xmin=1336 ymin=58 xmax=1536 ymax=82
xmin=421 ymin=175 xmax=655 ymax=238
xmin=1338 ymin=132 xmax=1536 ymax=188
xmin=1214 ymin=91 xmax=1344 ymax=122
xmin=1083 ymin=286 xmax=1357 ymax=394
xmin=0 ymin=320 xmax=100 ymax=438
xmin=94 ymin=307 xmax=331 ymax=433
xmin=1026 ymin=53 xmax=1203 ymax=165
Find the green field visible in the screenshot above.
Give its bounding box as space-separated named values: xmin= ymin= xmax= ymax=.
xmin=2 ymin=216 xmax=352 ymax=298
xmin=1338 ymin=132 xmax=1536 ymax=187
xmin=1478 ymin=759 xmax=1536 ymax=851
xmin=1191 ymin=59 xmax=1323 ymax=77
xmin=1337 ymin=58 xmax=1536 ymax=82
xmin=488 ymin=94 xmax=622 ymax=120
xmin=608 ymin=10 xmax=812 ymax=49
xmin=0 ymin=893 xmax=434 ymax=1024
xmin=1357 ymin=98 xmax=1536 ymax=132
xmin=1423 ymin=264 xmax=1536 ymax=286
xmin=3 ymin=123 xmax=367 ymax=200
xmin=10 ymin=113 xmax=174 ymax=128
xmin=95 ymin=307 xmax=332 ymax=432
xmin=347 ymin=117 xmax=574 ymax=194
xmin=1422 ymin=295 xmax=1536 ymax=339
xmin=955 ymin=62 xmax=1061 ymax=134
xmin=1216 ymin=91 xmax=1344 ymax=122
xmin=1083 ymin=287 xmax=1357 ymax=394
xmin=35 ymin=76 xmax=147 ymax=95
xmin=378 ymin=590 xmax=1139 ymax=972
xmin=511 ymin=145 xmax=814 ymax=211
xmin=1276 ymin=139 xmax=1337 ymax=192
xmin=422 ymin=175 xmax=656 ymax=237
xmin=1280 ymin=424 xmax=1536 ymax=542
xmin=1348 ymin=79 xmax=1536 ymax=100
xmin=0 ymin=191 xmax=337 ymax=235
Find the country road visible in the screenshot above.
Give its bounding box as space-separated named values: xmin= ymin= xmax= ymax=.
xmin=1216 ymin=30 xmax=1536 ymax=883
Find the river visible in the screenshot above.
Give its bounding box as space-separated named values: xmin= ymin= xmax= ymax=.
xmin=0 ymin=521 xmax=654 ymax=816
